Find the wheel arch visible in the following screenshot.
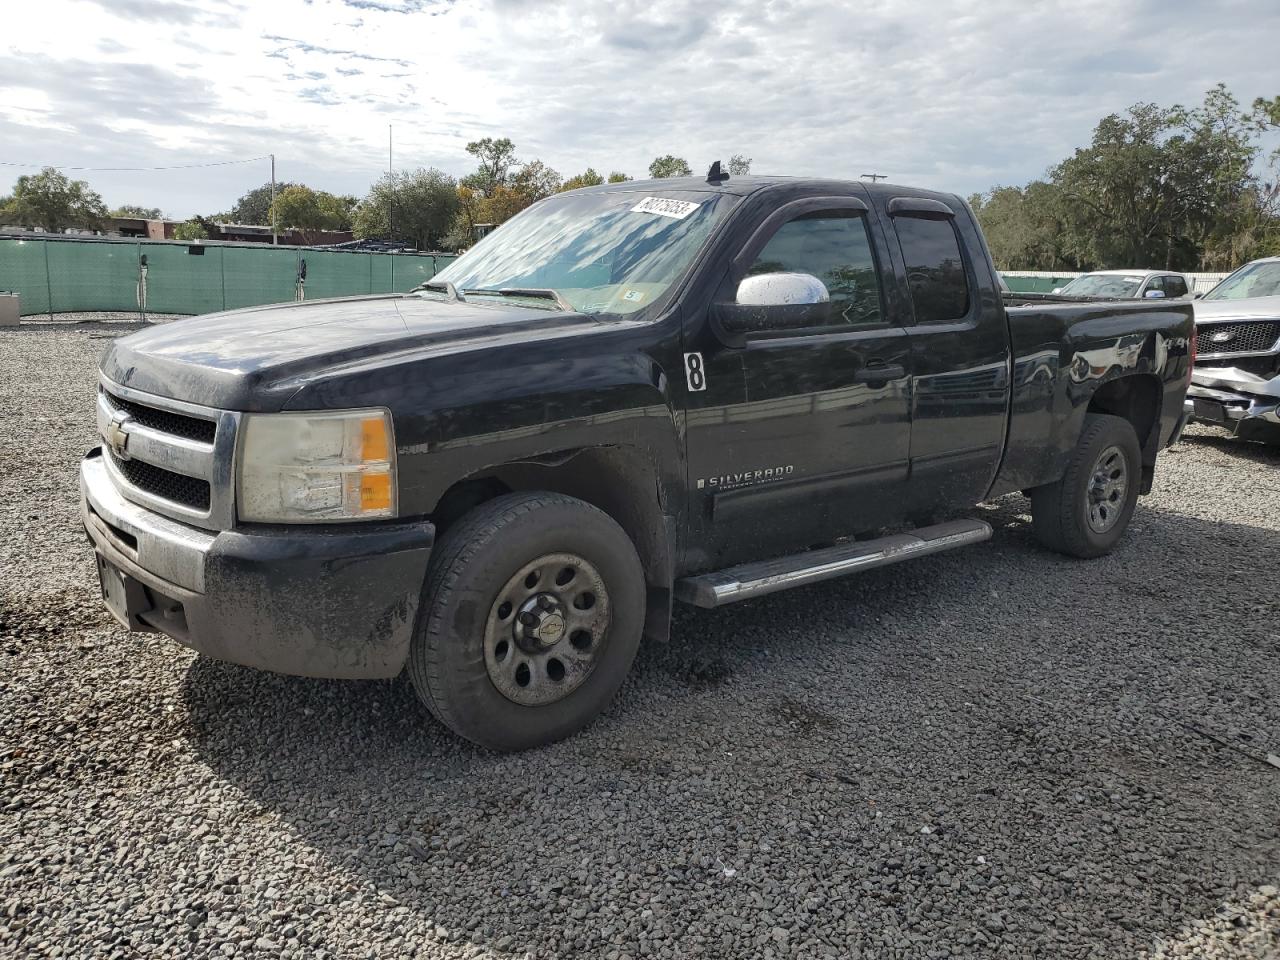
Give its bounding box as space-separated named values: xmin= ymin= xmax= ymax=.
xmin=429 ymin=445 xmax=676 ymax=643
xmin=1084 ymin=373 xmax=1162 ymax=492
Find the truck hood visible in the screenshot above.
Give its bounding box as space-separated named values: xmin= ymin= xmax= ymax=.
xmin=1193 ymin=295 xmax=1280 ymax=321
xmin=102 ymin=294 xmax=601 ymax=411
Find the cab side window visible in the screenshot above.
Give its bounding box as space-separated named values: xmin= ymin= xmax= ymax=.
xmin=746 ymin=212 xmax=883 ymax=327
xmin=1164 ymin=275 xmax=1188 ymax=298
xmin=892 ymin=215 xmax=970 ymax=323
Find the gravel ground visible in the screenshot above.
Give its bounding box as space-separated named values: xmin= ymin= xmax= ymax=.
xmin=2 ymin=325 xmax=1278 ymax=960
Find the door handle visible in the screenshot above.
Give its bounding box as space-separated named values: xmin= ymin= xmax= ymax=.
xmin=853 ymin=362 xmax=905 ymax=383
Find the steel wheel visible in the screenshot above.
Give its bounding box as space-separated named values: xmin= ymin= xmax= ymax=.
xmin=1085 ymin=444 xmax=1128 ymax=534
xmin=483 ymin=552 xmax=611 ymax=707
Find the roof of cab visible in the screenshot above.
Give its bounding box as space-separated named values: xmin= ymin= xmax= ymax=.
xmin=580 ymin=173 xmax=964 ymax=206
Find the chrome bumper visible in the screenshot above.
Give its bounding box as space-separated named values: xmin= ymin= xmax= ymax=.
xmin=1186 ymin=371 xmax=1280 ymax=442
xmin=81 ymin=450 xmax=435 ymax=679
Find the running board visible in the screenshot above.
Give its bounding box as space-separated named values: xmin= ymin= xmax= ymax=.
xmin=674 ymin=519 xmax=992 ymax=608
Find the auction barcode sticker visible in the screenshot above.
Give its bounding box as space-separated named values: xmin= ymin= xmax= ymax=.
xmin=630 ymin=197 xmax=701 ymax=220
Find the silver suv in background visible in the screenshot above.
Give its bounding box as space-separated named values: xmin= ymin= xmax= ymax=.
xmin=1186 ymin=256 xmax=1280 ymax=444
xmin=1054 ymin=270 xmax=1194 ymax=300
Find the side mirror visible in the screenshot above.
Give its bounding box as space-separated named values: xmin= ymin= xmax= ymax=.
xmin=1194 ymin=292 xmax=1204 ymax=300
xmin=1144 ymin=289 xmax=1165 ymax=299
xmin=1052 ymin=287 xmax=1063 ymax=294
xmin=713 ymin=272 xmax=831 ymax=342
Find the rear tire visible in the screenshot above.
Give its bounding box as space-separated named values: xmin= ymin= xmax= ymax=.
xmin=1030 ymin=413 xmax=1142 ymax=559
xmin=408 ymin=492 xmax=645 ymax=751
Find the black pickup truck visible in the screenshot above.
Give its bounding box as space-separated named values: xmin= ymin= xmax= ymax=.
xmin=81 ymin=172 xmax=1194 ymax=750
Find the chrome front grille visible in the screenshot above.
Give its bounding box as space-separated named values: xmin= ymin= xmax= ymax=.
xmin=1196 ymin=319 xmax=1280 ymax=358
xmin=106 ymin=447 xmax=211 ymax=510
xmin=102 ymin=390 xmax=217 ymax=444
xmin=96 ymin=377 xmax=239 ymax=530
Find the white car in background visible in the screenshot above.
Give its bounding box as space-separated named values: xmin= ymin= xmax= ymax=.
xmin=1054 ymin=270 xmax=1194 ymax=299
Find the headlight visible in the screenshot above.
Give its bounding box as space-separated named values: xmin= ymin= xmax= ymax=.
xmin=237 ymin=409 xmax=396 ymax=523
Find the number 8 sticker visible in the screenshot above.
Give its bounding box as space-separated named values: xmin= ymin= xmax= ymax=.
xmin=684 ymin=352 xmax=707 ymax=392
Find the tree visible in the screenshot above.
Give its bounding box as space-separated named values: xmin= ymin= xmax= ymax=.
xmin=271 ymin=185 xmax=357 ymax=231
xmin=110 ymin=204 xmax=163 ymax=219
xmin=463 ymin=137 xmax=518 ymax=195
xmin=446 ymin=141 xmax=566 ymax=248
xmin=4 ymin=167 xmax=107 ymax=232
xmin=511 ymin=160 xmax=561 ymax=203
xmin=974 ymin=85 xmax=1277 ymax=272
xmin=970 ymin=181 xmax=1074 ymax=270
xmin=648 ymin=155 xmax=691 ymax=179
xmin=230 ymin=182 xmax=297 ymax=225
xmin=319 ymin=192 xmax=358 ymax=230
xmin=728 ymin=154 xmax=752 ymax=176
xmin=353 ymin=167 xmax=458 ymax=250
xmin=1051 ymin=87 xmax=1258 ymax=269
xmin=560 ymin=168 xmax=605 ymax=192
xmin=607 ymin=171 xmax=631 ymax=183
xmin=173 ymin=219 xmax=210 ymax=241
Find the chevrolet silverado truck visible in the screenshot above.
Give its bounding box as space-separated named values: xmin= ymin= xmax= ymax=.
xmin=1186 ymin=256 xmax=1280 ymax=444
xmin=81 ymin=172 xmax=1194 ymax=750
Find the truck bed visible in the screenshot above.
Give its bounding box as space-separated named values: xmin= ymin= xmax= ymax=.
xmin=991 ymin=296 xmax=1196 ymax=497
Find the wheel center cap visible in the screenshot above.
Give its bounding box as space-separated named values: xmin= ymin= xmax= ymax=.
xmin=515 ymin=594 xmax=568 ymax=650
xmin=536 ymin=613 xmax=565 ymax=644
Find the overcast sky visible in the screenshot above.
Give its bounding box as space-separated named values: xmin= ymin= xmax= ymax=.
xmin=3 ymin=0 xmax=1278 ymax=218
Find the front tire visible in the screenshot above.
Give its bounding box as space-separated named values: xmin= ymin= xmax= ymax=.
xmin=1030 ymin=413 xmax=1142 ymax=559
xmin=408 ymin=492 xmax=645 ymax=751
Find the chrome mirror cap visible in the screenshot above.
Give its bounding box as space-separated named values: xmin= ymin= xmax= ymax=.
xmin=736 ymin=272 xmax=830 ymax=307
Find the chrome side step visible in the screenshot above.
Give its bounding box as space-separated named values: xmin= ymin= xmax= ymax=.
xmin=674 ymin=519 xmax=992 ymax=609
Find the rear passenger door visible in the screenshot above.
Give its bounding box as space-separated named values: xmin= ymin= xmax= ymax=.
xmin=884 ymin=197 xmax=1009 ymax=515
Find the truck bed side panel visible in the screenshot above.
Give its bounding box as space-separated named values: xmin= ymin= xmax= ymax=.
xmin=991 ymin=300 xmax=1194 ymax=497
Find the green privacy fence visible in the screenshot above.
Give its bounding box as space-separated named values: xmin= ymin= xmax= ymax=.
xmin=0 ymin=236 xmax=456 ymax=316
xmin=1000 ymin=273 xmax=1079 ymax=293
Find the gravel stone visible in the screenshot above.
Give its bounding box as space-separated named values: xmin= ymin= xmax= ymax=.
xmin=1 ymin=324 xmax=1278 ymax=959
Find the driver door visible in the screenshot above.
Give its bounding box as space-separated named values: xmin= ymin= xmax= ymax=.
xmin=682 ymin=196 xmax=912 ymax=568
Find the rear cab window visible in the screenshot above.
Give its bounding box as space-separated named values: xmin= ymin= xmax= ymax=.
xmin=889 ymin=209 xmax=971 ymax=323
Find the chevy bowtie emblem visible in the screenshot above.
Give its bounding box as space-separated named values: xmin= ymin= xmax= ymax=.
xmin=107 ymin=410 xmax=132 ymax=460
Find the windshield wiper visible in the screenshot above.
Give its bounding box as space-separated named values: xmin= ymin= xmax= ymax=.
xmin=462 ymin=287 xmax=573 ymax=311
xmin=414 ymin=279 xmax=466 ymax=302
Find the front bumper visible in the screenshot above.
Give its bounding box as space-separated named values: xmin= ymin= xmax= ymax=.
xmin=1186 ymin=367 xmax=1280 ymax=444
xmin=80 ymin=449 xmax=434 ymax=678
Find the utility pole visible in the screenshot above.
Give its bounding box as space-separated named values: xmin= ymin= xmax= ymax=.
xmin=861 ymin=173 xmax=887 ymax=183
xmin=270 ymin=154 xmax=277 ymax=245
xmin=388 ymin=125 xmax=394 ymax=243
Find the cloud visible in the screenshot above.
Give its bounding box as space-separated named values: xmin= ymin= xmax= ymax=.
xmin=263 ymin=34 xmax=413 ymax=67
xmin=5 ymin=0 xmax=1280 ymax=218
xmin=75 ymin=0 xmax=244 ymax=27
xmin=600 ymin=14 xmax=711 ymax=52
xmin=339 ymin=0 xmax=453 ymax=11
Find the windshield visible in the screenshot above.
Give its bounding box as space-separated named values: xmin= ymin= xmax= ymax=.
xmin=427 ymin=189 xmax=737 ymax=317
xmin=1202 ymin=260 xmax=1280 ymax=301
xmin=1058 ymin=274 xmax=1143 ymax=298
